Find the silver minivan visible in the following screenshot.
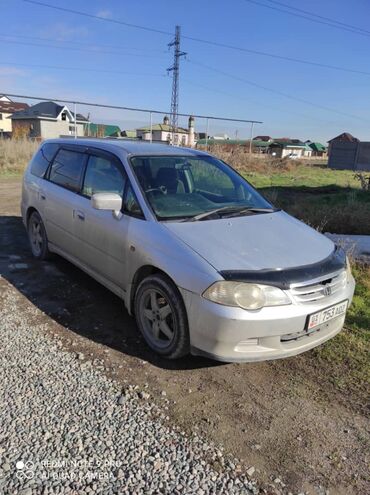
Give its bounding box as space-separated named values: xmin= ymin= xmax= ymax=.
xmin=21 ymin=139 xmax=355 ymax=362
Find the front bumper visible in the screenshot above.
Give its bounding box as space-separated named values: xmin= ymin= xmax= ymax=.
xmin=180 ymin=274 xmax=355 ymax=362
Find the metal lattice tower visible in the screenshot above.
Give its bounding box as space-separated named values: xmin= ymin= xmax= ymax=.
xmin=167 ymin=25 xmax=186 ymax=144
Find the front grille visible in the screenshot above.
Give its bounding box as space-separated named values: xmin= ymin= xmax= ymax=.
xmin=289 ymin=270 xmax=347 ymax=304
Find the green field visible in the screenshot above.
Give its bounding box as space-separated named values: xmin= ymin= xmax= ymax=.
xmin=243 ymin=162 xmax=370 ymax=235
xmin=311 ymin=263 xmax=370 ymax=407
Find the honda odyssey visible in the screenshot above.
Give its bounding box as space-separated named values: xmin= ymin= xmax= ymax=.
xmin=21 ymin=139 xmax=355 ymax=361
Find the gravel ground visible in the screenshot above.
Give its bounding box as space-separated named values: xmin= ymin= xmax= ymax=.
xmin=0 ymin=287 xmax=258 ymax=495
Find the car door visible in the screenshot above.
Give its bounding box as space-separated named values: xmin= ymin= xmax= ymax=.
xmin=43 ymin=145 xmax=88 ymax=257
xmin=73 ymin=150 xmax=131 ymax=292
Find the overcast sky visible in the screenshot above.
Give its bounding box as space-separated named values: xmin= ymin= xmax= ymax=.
xmin=1 ymin=0 xmax=370 ymax=142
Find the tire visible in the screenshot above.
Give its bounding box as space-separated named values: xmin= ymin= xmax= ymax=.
xmin=134 ymin=274 xmax=190 ymax=359
xmin=27 ymin=211 xmax=51 ymax=260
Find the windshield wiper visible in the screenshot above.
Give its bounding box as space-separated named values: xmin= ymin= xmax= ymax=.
xmin=185 ymin=206 xmax=278 ymax=222
xmin=222 ymin=207 xmax=279 ymax=218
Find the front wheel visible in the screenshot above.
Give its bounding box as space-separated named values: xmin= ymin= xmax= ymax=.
xmin=28 ymin=211 xmax=51 ymax=260
xmin=134 ymin=274 xmax=190 ymax=359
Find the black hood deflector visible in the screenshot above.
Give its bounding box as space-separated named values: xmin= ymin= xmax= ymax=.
xmin=219 ymin=247 xmax=346 ymax=289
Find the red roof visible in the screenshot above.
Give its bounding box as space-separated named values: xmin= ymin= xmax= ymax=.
xmin=0 ymin=101 xmax=29 ymax=113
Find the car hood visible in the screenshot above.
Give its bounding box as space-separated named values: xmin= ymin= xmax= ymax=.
xmin=163 ymin=211 xmax=335 ymax=272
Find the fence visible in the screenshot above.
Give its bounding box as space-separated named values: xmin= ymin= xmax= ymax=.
xmin=2 ymin=93 xmax=262 ymax=150
xmin=329 ymin=141 xmax=370 ymax=171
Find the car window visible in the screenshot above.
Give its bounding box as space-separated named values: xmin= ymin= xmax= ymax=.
xmin=188 ymin=158 xmax=235 ymax=196
xmin=30 ymin=143 xmax=59 ymax=178
xmin=123 ymin=185 xmax=144 ymax=218
xmin=83 ymin=155 xmax=126 ymax=198
xmin=131 ymin=155 xmax=272 ymax=220
xmin=49 ymin=149 xmax=86 ymax=193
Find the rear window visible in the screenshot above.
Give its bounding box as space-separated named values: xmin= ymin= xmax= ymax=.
xmin=30 ymin=143 xmax=59 ymax=178
xmin=49 ymin=148 xmax=86 ymax=193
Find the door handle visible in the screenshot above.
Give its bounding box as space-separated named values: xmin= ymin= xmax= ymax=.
xmin=74 ymin=210 xmax=85 ymax=221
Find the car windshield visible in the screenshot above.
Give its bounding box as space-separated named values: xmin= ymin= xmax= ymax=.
xmin=130 ymin=154 xmax=274 ymax=221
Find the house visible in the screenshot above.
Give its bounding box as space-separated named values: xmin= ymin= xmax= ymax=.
xmin=0 ymin=95 xmax=29 ymax=136
xmin=84 ymin=123 xmax=121 ymax=138
xmin=327 ymin=132 xmax=359 ymax=155
xmin=308 ymin=142 xmax=327 ymax=157
xmin=10 ymin=101 xmax=89 ymax=139
xmin=121 ymin=129 xmax=137 ymax=139
xmin=251 ymin=139 xmax=270 ymax=153
xmin=268 ymin=139 xmax=312 ymax=158
xmin=210 ymin=133 xmax=230 ymax=141
xmin=133 ymin=115 xmax=195 ymax=146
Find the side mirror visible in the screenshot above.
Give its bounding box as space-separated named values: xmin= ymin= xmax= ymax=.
xmin=91 ymin=193 xmax=122 ymax=219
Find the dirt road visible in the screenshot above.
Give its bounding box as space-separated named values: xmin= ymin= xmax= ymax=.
xmin=0 ymin=178 xmax=368 ymax=494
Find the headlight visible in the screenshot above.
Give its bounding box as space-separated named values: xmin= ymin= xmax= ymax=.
xmin=202 ymin=282 xmax=291 ymax=310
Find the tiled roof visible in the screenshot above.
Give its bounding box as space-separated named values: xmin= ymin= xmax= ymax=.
xmin=0 ymin=100 xmax=29 ymax=113
xmin=270 ymin=140 xmax=307 ymax=148
xmin=11 ymin=101 xmax=88 ymax=122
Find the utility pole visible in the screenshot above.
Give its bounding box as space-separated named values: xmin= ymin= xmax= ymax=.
xmin=167 ymin=25 xmax=186 ymax=145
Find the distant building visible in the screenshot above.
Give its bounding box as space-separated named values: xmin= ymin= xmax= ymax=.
xmin=268 ymin=139 xmax=312 ymax=158
xmin=308 ymin=142 xmax=327 ymax=157
xmin=84 ymin=123 xmax=121 ymax=138
xmin=253 ymin=135 xmax=272 ymax=142
xmin=11 ymin=101 xmax=89 ymax=139
xmin=0 ymin=95 xmax=29 ymax=136
xmin=210 ymin=133 xmax=230 ymax=141
xmin=130 ymin=115 xmax=196 ymax=147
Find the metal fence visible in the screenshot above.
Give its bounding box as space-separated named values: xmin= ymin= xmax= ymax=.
xmin=3 ymin=93 xmax=262 ymax=150
xmin=329 ymin=141 xmax=370 ymax=172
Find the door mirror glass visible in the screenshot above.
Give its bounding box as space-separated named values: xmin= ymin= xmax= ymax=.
xmin=91 ymin=193 xmax=122 ymax=213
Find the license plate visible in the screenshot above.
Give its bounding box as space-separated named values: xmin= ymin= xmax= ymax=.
xmin=307 ymin=300 xmax=348 ymax=330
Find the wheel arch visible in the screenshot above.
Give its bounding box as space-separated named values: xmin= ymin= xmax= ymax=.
xmin=129 ymin=264 xmax=179 ymax=315
xmin=26 ymin=206 xmax=39 ymax=226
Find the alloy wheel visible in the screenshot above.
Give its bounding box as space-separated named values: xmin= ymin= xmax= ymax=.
xmin=140 ymin=288 xmax=175 ymax=349
xmin=29 ymin=218 xmax=43 ymax=256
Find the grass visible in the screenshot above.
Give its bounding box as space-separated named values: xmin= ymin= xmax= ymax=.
xmin=312 ymin=263 xmax=370 ymax=408
xmin=0 ymin=138 xmax=38 ymax=176
xmin=208 ymin=146 xmax=370 ymax=235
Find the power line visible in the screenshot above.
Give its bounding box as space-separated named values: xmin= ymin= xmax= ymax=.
xmin=0 ymin=33 xmax=166 ymax=53
xmin=0 ymin=37 xmax=167 ymax=59
xmin=187 ymin=59 xmax=370 ymax=123
xmin=181 ymin=78 xmax=338 ymax=125
xmin=243 ymin=0 xmax=370 ymax=37
xmin=2 ymin=92 xmax=262 ymax=124
xmin=22 ymin=0 xmax=172 ymax=36
xmin=0 ymin=61 xmax=167 ymax=78
xmin=184 ymin=36 xmax=370 ymax=76
xmin=263 ymin=0 xmax=370 ymax=35
xmin=21 ymin=0 xmax=370 ymax=76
